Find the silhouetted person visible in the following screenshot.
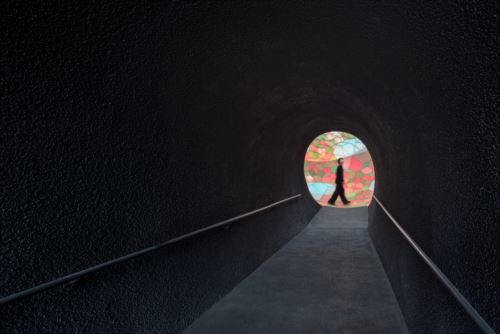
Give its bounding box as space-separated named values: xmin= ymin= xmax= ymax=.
xmin=328 ymin=158 xmax=351 ymax=205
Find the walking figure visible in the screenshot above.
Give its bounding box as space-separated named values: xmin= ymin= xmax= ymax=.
xmin=328 ymin=158 xmax=351 ymax=206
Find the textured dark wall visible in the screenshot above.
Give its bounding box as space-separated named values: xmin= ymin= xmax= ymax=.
xmin=1 ymin=1 xmax=499 ymax=333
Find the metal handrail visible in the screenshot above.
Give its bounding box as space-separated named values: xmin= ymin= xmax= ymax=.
xmin=0 ymin=194 xmax=302 ymax=307
xmin=372 ymin=195 xmax=495 ymax=334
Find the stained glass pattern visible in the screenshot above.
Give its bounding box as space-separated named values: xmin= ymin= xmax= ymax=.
xmin=304 ymin=132 xmax=375 ymax=207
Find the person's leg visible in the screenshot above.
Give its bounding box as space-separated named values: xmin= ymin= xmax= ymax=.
xmin=339 ymin=185 xmax=350 ymax=204
xmin=328 ymin=186 xmax=340 ymax=204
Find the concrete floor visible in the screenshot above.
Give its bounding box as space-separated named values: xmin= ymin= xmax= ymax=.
xmin=184 ymin=207 xmax=409 ymax=334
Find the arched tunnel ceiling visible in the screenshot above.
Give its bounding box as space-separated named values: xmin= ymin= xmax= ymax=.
xmin=1 ymin=1 xmax=499 ymax=332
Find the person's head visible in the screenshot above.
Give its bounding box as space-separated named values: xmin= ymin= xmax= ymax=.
xmin=337 ymin=158 xmax=344 ymax=165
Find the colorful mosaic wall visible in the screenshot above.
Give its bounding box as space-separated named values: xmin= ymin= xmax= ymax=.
xmin=304 ymin=132 xmax=375 ymax=207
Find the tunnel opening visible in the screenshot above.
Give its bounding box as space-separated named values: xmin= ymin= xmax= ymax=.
xmin=304 ymin=131 xmax=375 ymax=208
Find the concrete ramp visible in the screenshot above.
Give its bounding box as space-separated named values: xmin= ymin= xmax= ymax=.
xmin=184 ymin=207 xmax=408 ymax=334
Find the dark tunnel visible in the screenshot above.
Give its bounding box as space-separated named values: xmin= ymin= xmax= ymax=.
xmin=1 ymin=2 xmax=499 ymax=333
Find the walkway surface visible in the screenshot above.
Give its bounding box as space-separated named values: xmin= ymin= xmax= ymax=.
xmin=184 ymin=207 xmax=409 ymax=334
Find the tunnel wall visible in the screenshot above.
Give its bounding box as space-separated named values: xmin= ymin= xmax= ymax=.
xmin=1 ymin=2 xmax=322 ymax=332
xmin=2 ymin=2 xmax=499 ymax=333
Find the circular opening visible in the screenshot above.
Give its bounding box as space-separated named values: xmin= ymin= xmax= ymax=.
xmin=304 ymin=131 xmax=375 ymax=208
